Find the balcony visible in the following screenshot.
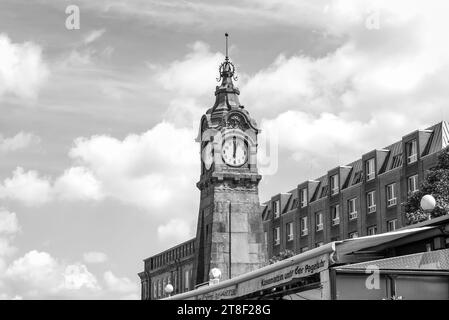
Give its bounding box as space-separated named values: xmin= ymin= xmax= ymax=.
xmin=349 ymin=211 xmax=358 ymax=220
xmin=387 ymin=198 xmax=397 ymax=207
xmin=368 ymin=205 xmax=376 ymax=213
xmin=301 ymin=229 xmax=308 ymax=236
xmin=332 ymin=218 xmax=340 ymax=226
xmin=316 ymin=224 xmax=323 ymax=232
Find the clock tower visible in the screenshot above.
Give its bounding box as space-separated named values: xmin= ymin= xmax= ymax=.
xmin=193 ymin=35 xmax=267 ymax=285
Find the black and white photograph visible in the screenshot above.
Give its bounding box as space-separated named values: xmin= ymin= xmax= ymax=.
xmin=0 ymin=0 xmax=448 ymax=306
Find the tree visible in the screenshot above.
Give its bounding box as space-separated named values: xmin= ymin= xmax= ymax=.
xmin=405 ymin=146 xmax=449 ymax=224
xmin=268 ymin=249 xmax=295 ymax=264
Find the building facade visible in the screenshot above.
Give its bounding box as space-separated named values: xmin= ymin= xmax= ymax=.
xmin=263 ymin=121 xmax=449 ymax=259
xmin=138 ymin=238 xmax=195 ymax=300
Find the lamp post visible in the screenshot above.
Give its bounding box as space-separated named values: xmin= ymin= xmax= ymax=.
xmin=165 ymin=283 xmax=174 ymax=297
xmin=420 ymin=194 xmax=436 ymax=219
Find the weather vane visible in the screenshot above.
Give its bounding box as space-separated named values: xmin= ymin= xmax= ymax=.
xmin=217 ymin=33 xmax=238 ymax=82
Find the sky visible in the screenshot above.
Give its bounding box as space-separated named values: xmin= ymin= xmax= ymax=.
xmin=0 ymin=0 xmax=448 ymax=299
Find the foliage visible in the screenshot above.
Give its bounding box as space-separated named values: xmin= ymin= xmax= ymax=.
xmin=405 ymin=146 xmax=449 ymax=224
xmin=268 ymin=249 xmax=295 ymax=264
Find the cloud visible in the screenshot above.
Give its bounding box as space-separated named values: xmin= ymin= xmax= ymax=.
xmin=0 ymin=209 xmax=19 ymax=265
xmin=54 ymin=167 xmax=104 ymax=201
xmin=61 ymin=264 xmax=100 ymax=291
xmin=103 ymin=271 xmax=138 ymax=295
xmin=0 ymin=166 xmax=103 ymax=206
xmin=83 ymin=29 xmax=106 ymax=45
xmin=157 ymin=219 xmax=192 ymax=244
xmin=0 ymin=132 xmax=40 ymax=153
xmin=68 ymin=122 xmax=198 ymax=212
xmin=83 ymin=251 xmax=108 ymax=264
xmin=3 ymin=250 xmax=100 ymax=299
xmin=0 ymin=209 xmax=20 ymax=235
xmin=0 ymin=33 xmax=49 ymax=100
xmin=156 ymin=42 xmax=223 ymax=97
xmin=0 ymin=167 xmax=52 ymax=206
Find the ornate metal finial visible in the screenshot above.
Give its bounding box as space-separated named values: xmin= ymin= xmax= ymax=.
xmin=217 ymin=33 xmax=238 ymax=82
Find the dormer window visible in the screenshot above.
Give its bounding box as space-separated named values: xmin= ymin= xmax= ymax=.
xmin=273 ymin=200 xmax=280 ymax=218
xmin=366 ymin=158 xmax=375 ymax=181
xmin=406 ymin=139 xmax=418 ymax=164
xmin=330 ymin=174 xmax=339 ymax=195
xmin=299 ymin=188 xmax=307 ymax=208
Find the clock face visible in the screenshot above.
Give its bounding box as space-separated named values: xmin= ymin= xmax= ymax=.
xmin=202 ymin=142 xmax=214 ymax=170
xmin=222 ymin=136 xmax=247 ymax=167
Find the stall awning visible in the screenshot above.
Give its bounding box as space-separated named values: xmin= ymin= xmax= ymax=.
xmin=334 ymin=226 xmax=438 ymax=263
xmin=335 ymin=248 xmax=449 ymax=271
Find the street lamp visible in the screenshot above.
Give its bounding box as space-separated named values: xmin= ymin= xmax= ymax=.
xmin=420 ymin=194 xmax=436 ymax=220
xmin=209 ymin=268 xmax=222 ymax=285
xmin=165 ymin=283 xmax=174 ymax=297
xmin=421 ymin=194 xmax=436 ymax=211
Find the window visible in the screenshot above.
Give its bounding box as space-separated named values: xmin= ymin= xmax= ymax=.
xmin=366 ymin=158 xmax=375 ymax=181
xmin=184 ymin=270 xmax=190 ymax=291
xmin=387 ymin=219 xmax=397 ymax=232
xmin=291 ymin=198 xmax=299 ymax=209
xmin=407 ymin=174 xmax=419 ymax=194
xmin=316 ymin=242 xmax=324 ymax=247
xmin=367 ymin=225 xmax=377 ymax=235
xmin=273 ymin=200 xmax=280 ymax=218
xmin=386 ymin=183 xmax=397 ymax=206
xmin=300 ymin=188 xmax=308 ymax=208
xmin=348 ymin=198 xmax=357 ymax=220
xmin=300 ymin=217 xmax=308 ymax=236
xmin=406 ymin=139 xmax=418 ymax=164
xmin=331 ymin=204 xmax=340 ymax=226
xmin=153 ymin=282 xmax=157 ymax=299
xmin=162 ymin=278 xmax=166 ymax=296
xmin=330 ymin=174 xmax=339 ymax=195
xmin=392 ymin=153 xmax=403 ymax=169
xmin=320 ymin=186 xmax=328 ymax=198
xmin=157 ymin=279 xmax=161 ymax=298
xmin=316 ymin=211 xmax=323 ymax=231
xmin=274 ymin=227 xmax=280 ymax=245
xmin=300 ymin=246 xmax=309 ymax=253
xmin=352 ymin=171 xmax=362 ymax=185
xmin=348 ymin=231 xmax=359 ymax=239
xmin=367 ymin=191 xmax=376 ymax=213
xmin=286 ymin=222 xmax=294 ymax=241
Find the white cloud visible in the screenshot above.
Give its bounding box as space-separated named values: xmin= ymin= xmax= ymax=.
xmin=84 ymin=29 xmax=106 ymax=45
xmin=83 ymin=251 xmax=108 ymax=264
xmin=54 ymin=167 xmax=104 ymax=201
xmin=0 ymin=166 xmax=104 ymax=206
xmin=157 ymin=219 xmax=192 ymax=244
xmin=156 ymin=42 xmax=223 ymax=97
xmin=0 ymin=33 xmax=49 ymax=100
xmin=103 ymin=270 xmax=138 ymax=294
xmin=0 ymin=209 xmax=20 ymax=235
xmin=3 ymin=250 xmax=100 ymax=299
xmin=0 ymin=167 xmax=52 ymax=206
xmin=61 ymin=264 xmax=100 ymax=291
xmin=0 ymin=132 xmax=40 ymax=153
xmin=69 ymin=122 xmax=198 ymax=212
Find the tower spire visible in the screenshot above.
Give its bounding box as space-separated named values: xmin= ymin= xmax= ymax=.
xmin=225 ymin=33 xmax=229 ymax=61
xmin=217 ymin=33 xmax=237 ymax=83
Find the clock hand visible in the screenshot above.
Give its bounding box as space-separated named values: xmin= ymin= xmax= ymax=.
xmin=233 ymin=139 xmax=236 ymax=158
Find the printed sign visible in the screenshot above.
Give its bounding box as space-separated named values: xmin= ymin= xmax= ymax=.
xmin=197 ymin=286 xmax=237 ymax=300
